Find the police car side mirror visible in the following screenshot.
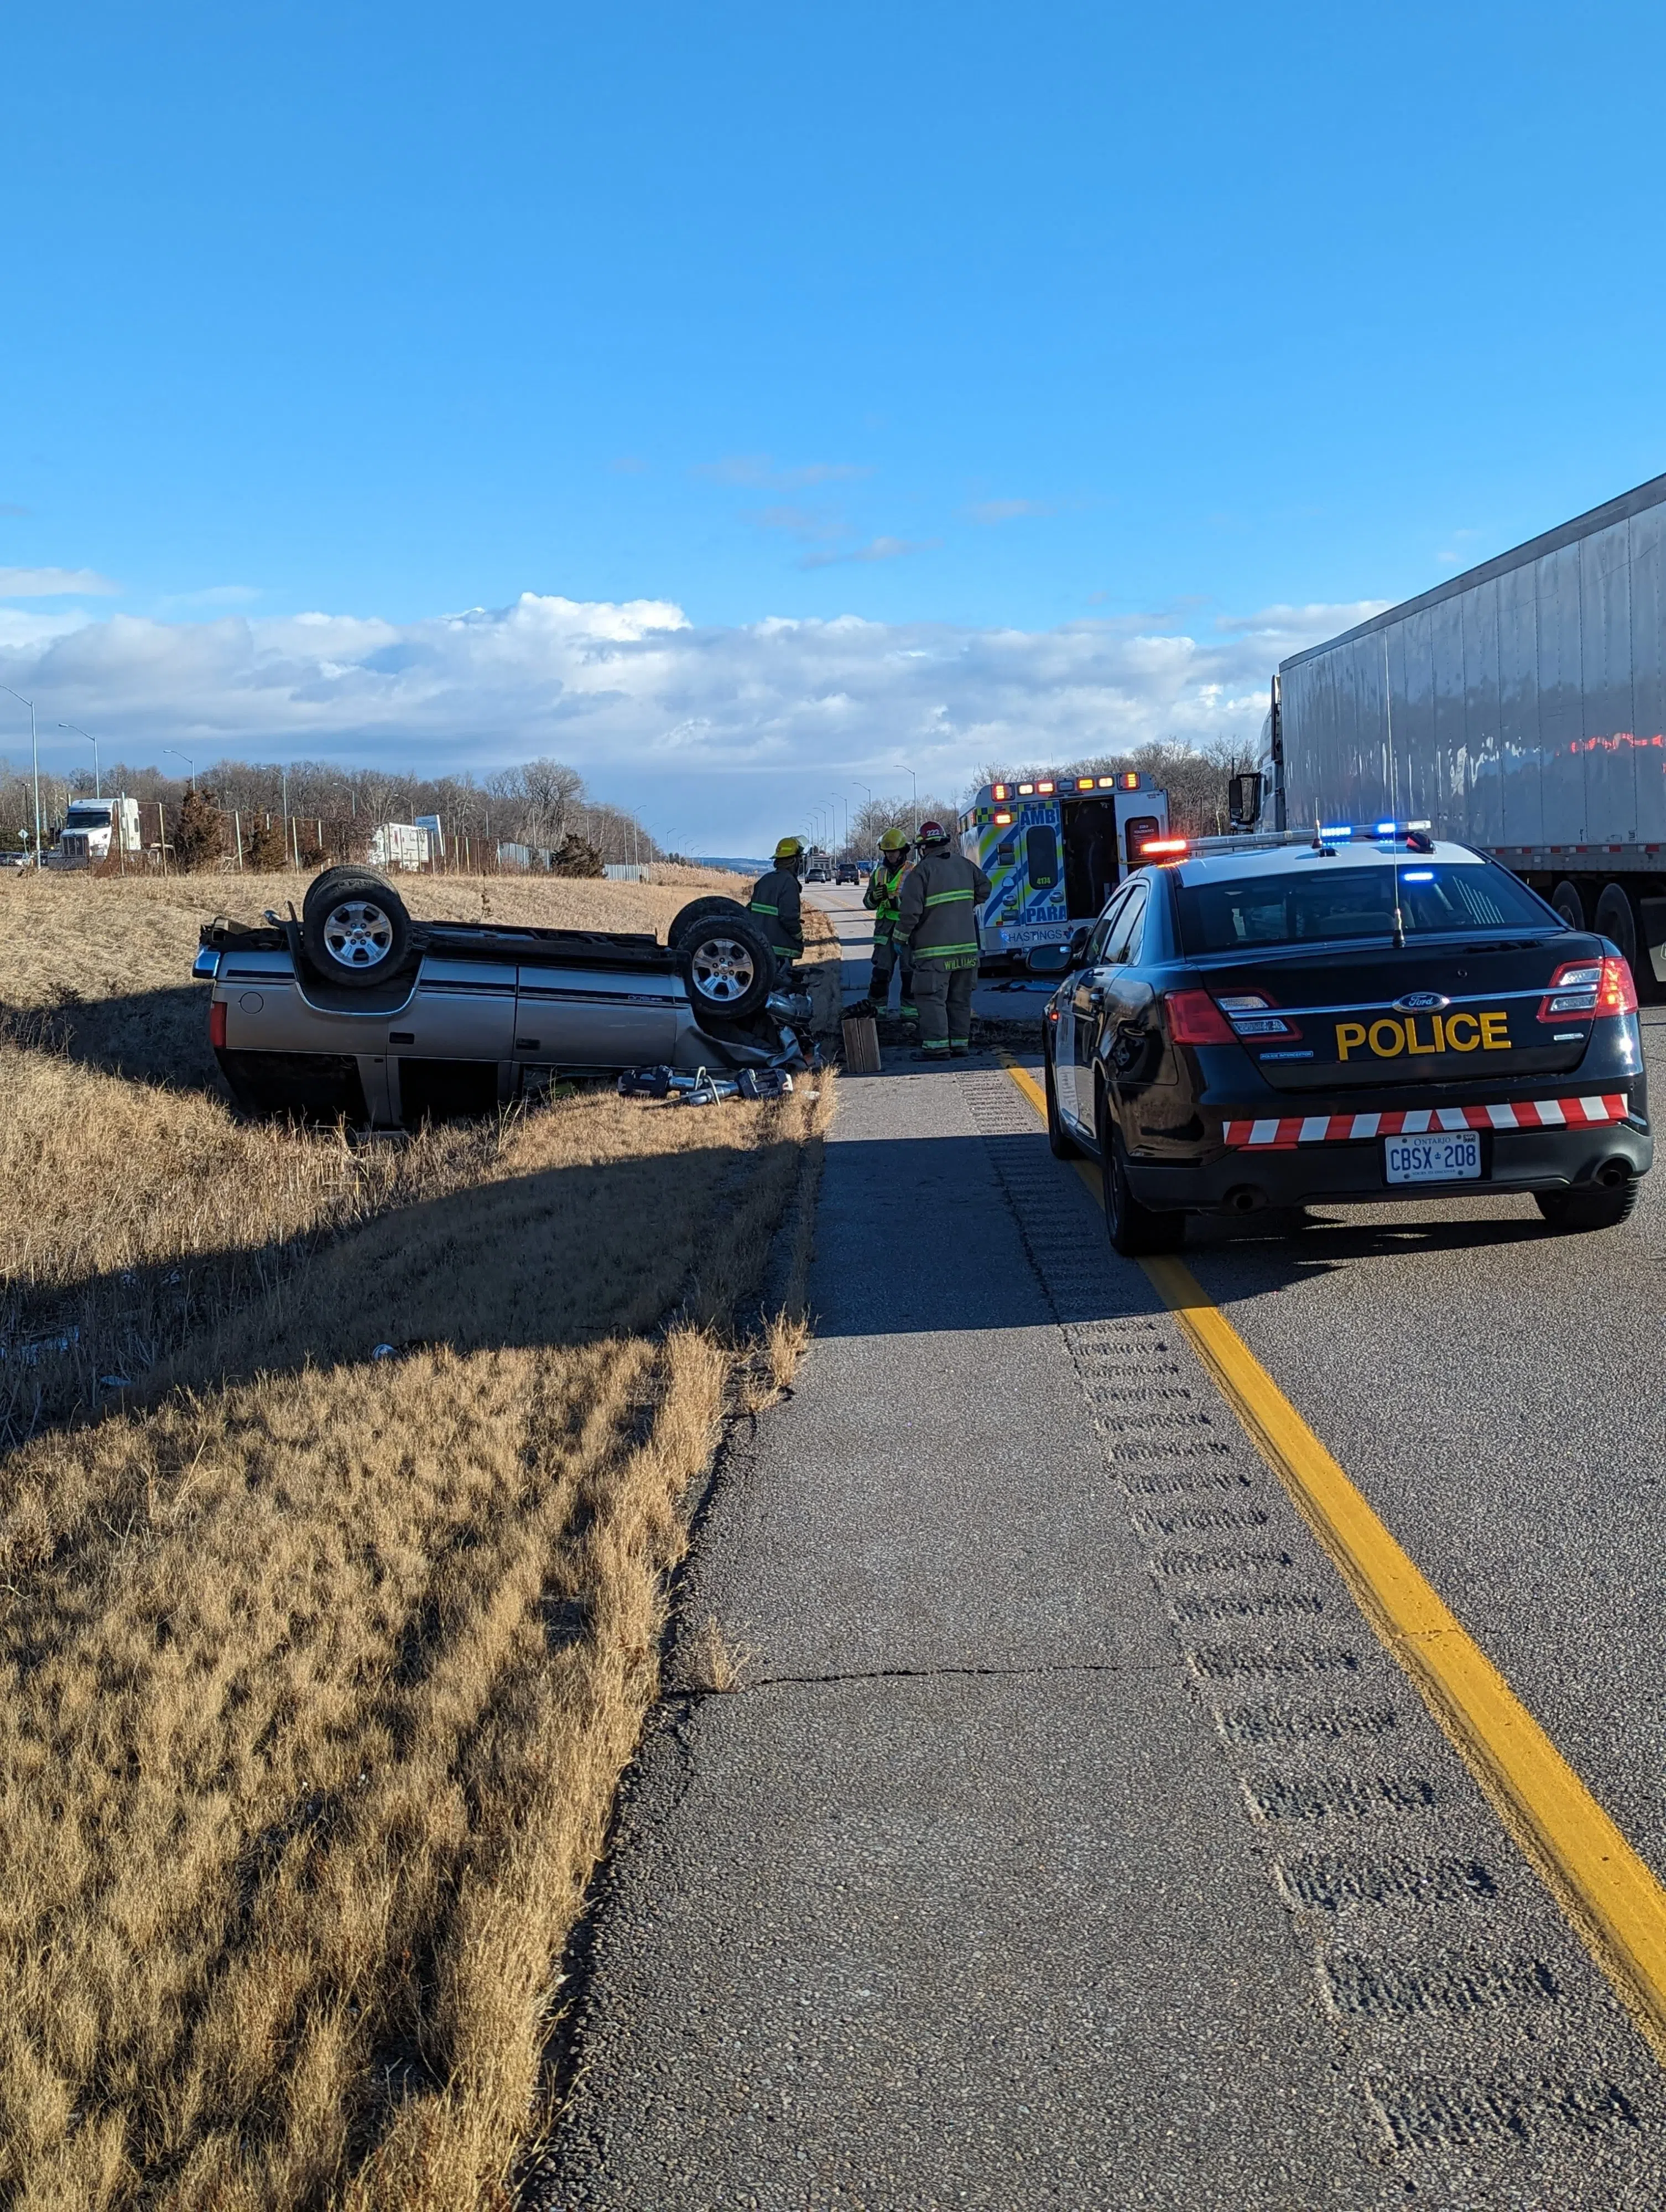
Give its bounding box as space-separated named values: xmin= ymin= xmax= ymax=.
xmin=1067 ymin=925 xmax=1091 ymax=963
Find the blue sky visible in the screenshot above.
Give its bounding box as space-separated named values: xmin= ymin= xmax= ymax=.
xmin=4 ymin=1 xmax=1665 ymax=849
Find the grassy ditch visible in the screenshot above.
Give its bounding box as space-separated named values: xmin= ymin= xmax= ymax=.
xmin=0 ymin=865 xmax=759 ymax=1444
xmin=0 ymin=867 xmax=833 ymax=2208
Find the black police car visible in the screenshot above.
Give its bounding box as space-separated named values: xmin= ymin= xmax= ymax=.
xmin=1041 ymin=824 xmax=1652 ymax=1254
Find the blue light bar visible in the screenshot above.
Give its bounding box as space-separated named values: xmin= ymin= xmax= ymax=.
xmin=1375 ymin=819 xmax=1397 ymax=836
xmin=1319 ymin=823 xmax=1352 ymax=839
xmin=1403 ymin=869 xmax=1434 ymax=881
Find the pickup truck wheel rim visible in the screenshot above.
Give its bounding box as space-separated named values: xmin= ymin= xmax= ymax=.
xmin=322 ymin=898 xmax=395 ymax=970
xmin=689 ymin=935 xmax=757 ymax=1003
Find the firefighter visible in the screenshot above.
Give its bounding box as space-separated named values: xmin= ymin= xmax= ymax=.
xmin=897 ymin=820 xmax=991 ymax=1060
xmin=748 ymin=836 xmax=807 ymax=977
xmin=863 ymin=826 xmax=915 ymax=1015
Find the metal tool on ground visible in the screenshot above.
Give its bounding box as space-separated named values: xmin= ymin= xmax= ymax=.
xmin=618 ymin=1063 xmax=796 ymax=1104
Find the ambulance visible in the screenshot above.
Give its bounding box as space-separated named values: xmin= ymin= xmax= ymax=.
xmin=960 ymin=770 xmax=1171 ymax=973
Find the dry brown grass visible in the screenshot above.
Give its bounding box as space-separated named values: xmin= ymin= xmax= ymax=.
xmin=0 ymin=865 xmax=770 ymax=1441
xmin=0 ymin=868 xmax=837 ymax=2209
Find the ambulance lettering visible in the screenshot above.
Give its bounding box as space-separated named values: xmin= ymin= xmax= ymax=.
xmin=1335 ymin=1009 xmax=1511 ymax=1060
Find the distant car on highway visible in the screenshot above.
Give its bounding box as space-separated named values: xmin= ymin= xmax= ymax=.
xmin=195 ymin=867 xmax=810 ymax=1128
xmin=805 ymin=861 xmax=832 ymax=884
xmin=1043 ymin=823 xmax=1651 ymax=1253
xmin=836 ymin=860 xmax=860 ymax=885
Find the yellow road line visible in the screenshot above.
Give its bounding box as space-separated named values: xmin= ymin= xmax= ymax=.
xmin=1001 ymin=1052 xmax=1666 ymax=2057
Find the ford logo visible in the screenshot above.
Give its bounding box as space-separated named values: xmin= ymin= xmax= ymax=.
xmin=1393 ymin=991 xmax=1450 ymax=1013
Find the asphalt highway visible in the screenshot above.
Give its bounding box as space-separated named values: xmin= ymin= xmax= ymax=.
xmin=536 ymin=885 xmax=1666 ymax=2209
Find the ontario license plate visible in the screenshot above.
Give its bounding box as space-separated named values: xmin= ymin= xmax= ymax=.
xmin=1384 ymin=1133 xmax=1482 ymax=1184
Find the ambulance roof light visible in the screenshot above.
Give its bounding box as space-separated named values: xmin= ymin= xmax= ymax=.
xmin=1037 ymin=780 xmax=1055 ymax=793
xmin=992 ymin=782 xmax=1007 ymax=800
xmin=1121 ymin=772 xmax=1140 ymax=790
xmin=1018 ymin=781 xmax=1034 ymax=795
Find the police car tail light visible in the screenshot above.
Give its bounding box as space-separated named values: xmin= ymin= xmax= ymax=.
xmin=1214 ymin=990 xmax=1301 ymax=1040
xmin=1599 ymin=955 xmax=1639 ymax=1016
xmin=1538 ymin=959 xmax=1603 ymax=1020
xmin=1164 ymin=989 xmax=1237 ymax=1045
xmin=209 ymin=999 xmax=227 ymax=1050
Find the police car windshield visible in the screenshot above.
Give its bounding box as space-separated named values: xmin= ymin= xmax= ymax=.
xmin=1175 ymin=863 xmax=1554 ymax=956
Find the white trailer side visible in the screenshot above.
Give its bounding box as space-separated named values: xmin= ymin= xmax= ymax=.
xmin=1277 ymin=470 xmax=1666 ymax=983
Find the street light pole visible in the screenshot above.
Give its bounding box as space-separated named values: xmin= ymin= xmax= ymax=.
xmin=901 ymin=765 xmax=919 ymax=839
xmin=59 ymin=722 xmax=100 ymax=798
xmin=165 ymin=748 xmax=195 ymax=792
xmin=1 ymin=687 xmax=41 ymax=868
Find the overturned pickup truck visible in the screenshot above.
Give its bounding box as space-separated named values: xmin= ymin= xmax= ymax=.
xmin=194 ymin=865 xmax=808 ymax=1127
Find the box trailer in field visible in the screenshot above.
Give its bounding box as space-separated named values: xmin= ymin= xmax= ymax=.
xmin=1262 ymin=469 xmax=1666 ymax=987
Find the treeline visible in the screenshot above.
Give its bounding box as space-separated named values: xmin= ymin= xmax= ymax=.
xmin=967 ymin=737 xmax=1258 ymax=839
xmin=0 ymin=755 xmax=662 ymax=868
xmin=843 ymin=738 xmax=1256 ymax=856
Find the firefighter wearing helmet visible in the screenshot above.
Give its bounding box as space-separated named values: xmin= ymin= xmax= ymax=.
xmin=862 ymin=826 xmax=915 ymax=1015
xmin=748 ymin=836 xmax=808 ymax=974
xmin=896 ymin=819 xmax=991 ymax=1060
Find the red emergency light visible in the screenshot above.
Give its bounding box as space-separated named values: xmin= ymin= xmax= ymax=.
xmin=992 ymin=782 xmax=1008 ymax=800
xmin=1121 ymin=772 xmax=1141 ymax=790
xmin=1139 ymin=836 xmax=1189 ymax=857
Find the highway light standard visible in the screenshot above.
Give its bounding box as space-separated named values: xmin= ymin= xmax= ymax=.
xmin=900 ymin=764 xmax=919 ymax=839
xmin=1 ymin=687 xmax=43 ymax=868
xmin=59 ymin=722 xmax=100 ymax=798
xmin=165 ymin=748 xmax=195 ymax=791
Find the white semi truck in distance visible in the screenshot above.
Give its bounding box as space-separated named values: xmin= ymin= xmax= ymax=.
xmin=47 ymin=796 xmax=143 ymax=869
xmin=1239 ymin=469 xmax=1666 ymax=993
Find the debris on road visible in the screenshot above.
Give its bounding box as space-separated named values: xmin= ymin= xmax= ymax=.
xmin=617 ymin=1064 xmax=796 ymax=1105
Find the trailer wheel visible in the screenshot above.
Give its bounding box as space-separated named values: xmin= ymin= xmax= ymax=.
xmin=1550 ymin=879 xmax=1586 ymax=930
xmin=668 ymin=895 xmax=751 ymax=950
xmin=1593 ymin=882 xmax=1646 ymax=993
xmin=301 ymin=867 xmax=412 ymax=985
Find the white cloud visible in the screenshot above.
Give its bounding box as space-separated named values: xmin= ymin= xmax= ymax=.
xmin=696 ymin=455 xmax=871 ymax=489
xmin=799 ymin=535 xmax=939 ymax=571
xmin=0 ymin=566 xmax=122 ymax=598
xmin=0 ymin=589 xmax=1353 ymax=849
xmin=964 ymin=498 xmax=1056 ymax=525
xmin=1214 ymin=601 xmax=1390 ymax=640
xmin=157 ymin=584 xmax=264 ymax=610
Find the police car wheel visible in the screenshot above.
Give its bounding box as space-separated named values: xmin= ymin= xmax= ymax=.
xmin=1043 ymin=1047 xmax=1080 ymax=1159
xmin=1534 ymin=1180 xmax=1639 ymax=1233
xmin=1100 ymin=1115 xmax=1184 ymax=1257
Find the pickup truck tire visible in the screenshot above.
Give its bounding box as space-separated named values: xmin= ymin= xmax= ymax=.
xmin=668 ymin=895 xmax=751 ymax=950
xmin=678 ymin=911 xmax=775 ymax=1023
xmin=301 ymin=867 xmax=412 ymax=985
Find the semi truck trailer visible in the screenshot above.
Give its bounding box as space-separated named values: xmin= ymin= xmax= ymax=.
xmin=1248 ymin=469 xmax=1666 ymax=991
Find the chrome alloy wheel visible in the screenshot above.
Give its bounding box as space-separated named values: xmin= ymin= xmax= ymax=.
xmin=322 ymin=897 xmax=395 ymax=971
xmin=689 ymin=933 xmax=757 ymax=1004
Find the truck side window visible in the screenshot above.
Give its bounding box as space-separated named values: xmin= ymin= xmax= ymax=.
xmin=1026 ymin=825 xmax=1060 ymax=891
xmin=1102 ymin=883 xmax=1148 ymax=966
